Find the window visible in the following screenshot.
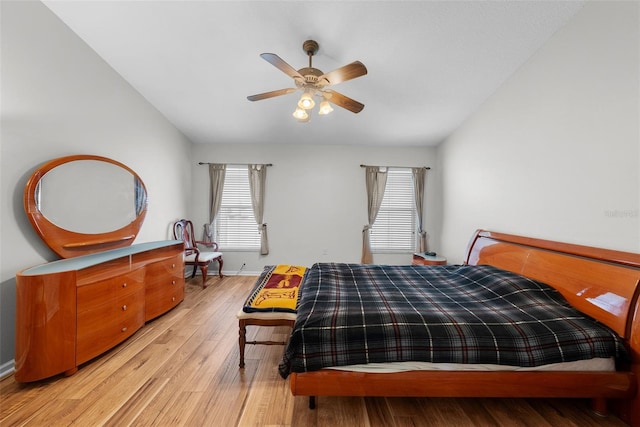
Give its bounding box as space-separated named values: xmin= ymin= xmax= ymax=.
xmin=370 ymin=169 xmax=415 ymax=253
xmin=215 ymin=166 xmax=260 ymax=250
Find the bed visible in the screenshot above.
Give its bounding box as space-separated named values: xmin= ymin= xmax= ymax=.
xmin=280 ymin=230 xmax=640 ymax=426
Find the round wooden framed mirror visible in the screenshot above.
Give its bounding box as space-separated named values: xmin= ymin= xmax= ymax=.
xmin=24 ymin=154 xmax=148 ymax=258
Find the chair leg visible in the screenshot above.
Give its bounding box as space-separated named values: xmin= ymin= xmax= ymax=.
xmin=217 ymin=257 xmax=224 ymax=278
xmin=190 ymin=264 xmax=198 ymax=279
xmin=200 ymin=265 xmax=208 ymax=288
xmin=238 ymin=320 xmax=246 ymax=368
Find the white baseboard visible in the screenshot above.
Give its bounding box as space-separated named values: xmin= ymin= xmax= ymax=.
xmin=185 ymin=269 xmax=260 ymax=278
xmin=236 ymin=270 xmax=261 ymax=276
xmin=0 ymin=360 xmax=15 ymax=380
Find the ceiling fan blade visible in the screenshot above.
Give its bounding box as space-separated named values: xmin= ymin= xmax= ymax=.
xmin=247 ymin=88 xmax=298 ymax=102
xmin=260 ymin=53 xmax=305 ymax=81
xmin=324 ymin=89 xmax=364 ymax=113
xmin=318 ymin=61 xmax=367 ymax=86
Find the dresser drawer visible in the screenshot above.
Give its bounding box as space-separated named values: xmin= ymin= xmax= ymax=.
xmin=145 ymin=255 xmax=183 ymax=284
xmin=145 ymin=255 xmax=184 ymax=321
xmin=76 ymin=269 xmax=145 ymax=364
xmin=77 ymin=269 xmax=144 ymax=313
xmin=77 ymin=289 xmax=145 ymax=364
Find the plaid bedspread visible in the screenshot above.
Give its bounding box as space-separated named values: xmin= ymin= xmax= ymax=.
xmin=278 ymin=263 xmax=628 ymax=378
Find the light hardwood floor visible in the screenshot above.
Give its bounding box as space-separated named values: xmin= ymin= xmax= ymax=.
xmin=0 ymin=275 xmax=629 ymax=426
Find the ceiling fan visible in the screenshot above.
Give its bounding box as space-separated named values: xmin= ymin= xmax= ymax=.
xmin=247 ymin=40 xmax=368 ymax=121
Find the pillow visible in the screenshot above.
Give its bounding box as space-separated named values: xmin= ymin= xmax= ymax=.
xmin=242 ymin=265 xmax=307 ymax=313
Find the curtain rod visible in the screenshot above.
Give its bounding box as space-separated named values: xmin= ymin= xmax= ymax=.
xmin=360 ymin=164 xmax=430 ymax=170
xmin=198 ymin=162 xmax=273 ymax=166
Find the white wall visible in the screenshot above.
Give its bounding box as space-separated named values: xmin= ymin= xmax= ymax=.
xmin=439 ymin=1 xmax=640 ymax=263
xmin=0 ymin=1 xmax=192 ymax=372
xmin=190 ymin=143 xmax=439 ymax=274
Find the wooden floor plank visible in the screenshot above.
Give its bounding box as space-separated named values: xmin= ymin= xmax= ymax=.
xmin=0 ymin=275 xmax=630 ymax=427
xmin=317 ymin=396 xmax=368 ymax=427
xmin=452 ymin=398 xmax=506 ymax=427
xmin=363 ymin=397 xmax=394 ymax=427
xmin=103 ymin=377 xmax=170 ymax=427
xmin=415 ymin=397 xmax=478 ymax=427
xmin=290 ymin=396 xmax=318 ymax=427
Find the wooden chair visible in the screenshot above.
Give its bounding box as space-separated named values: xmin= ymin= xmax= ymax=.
xmin=173 ymin=219 xmax=223 ymax=288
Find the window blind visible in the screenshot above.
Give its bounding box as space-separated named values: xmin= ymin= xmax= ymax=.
xmin=370 ymin=168 xmax=415 ymax=253
xmin=215 ymin=166 xmax=260 ymax=250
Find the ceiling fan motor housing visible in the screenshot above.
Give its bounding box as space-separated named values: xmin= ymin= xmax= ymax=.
xmin=297 ymin=67 xmax=323 ymax=87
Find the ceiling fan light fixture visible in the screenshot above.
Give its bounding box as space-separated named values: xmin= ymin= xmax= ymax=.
xmin=318 ymin=100 xmax=334 ymax=115
xmin=292 ymin=107 xmax=308 ymax=120
xmin=298 ymin=90 xmax=315 ymax=110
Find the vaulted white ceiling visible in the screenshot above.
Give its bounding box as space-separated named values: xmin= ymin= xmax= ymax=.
xmin=43 ymin=1 xmax=585 ymax=147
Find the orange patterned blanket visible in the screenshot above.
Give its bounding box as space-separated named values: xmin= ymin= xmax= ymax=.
xmin=242 ymin=265 xmax=307 ymax=313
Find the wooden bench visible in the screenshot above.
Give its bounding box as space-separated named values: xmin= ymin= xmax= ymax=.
xmin=237 ymin=265 xmax=305 ymax=368
xmin=237 ymin=310 xmax=296 ymax=368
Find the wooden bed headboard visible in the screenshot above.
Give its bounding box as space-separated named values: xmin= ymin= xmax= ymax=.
xmin=464 ymin=230 xmax=640 ymax=343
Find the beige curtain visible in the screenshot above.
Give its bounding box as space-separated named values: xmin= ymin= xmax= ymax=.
xmin=361 ymin=166 xmax=387 ymax=264
xmin=208 ymin=164 xmax=226 ymax=224
xmin=248 ymin=164 xmax=269 ymax=255
xmin=412 ymin=167 xmax=428 ymax=252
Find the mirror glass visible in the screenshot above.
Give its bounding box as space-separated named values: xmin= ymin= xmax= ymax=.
xmin=24 ymin=155 xmax=148 ymax=258
xmin=35 ymin=160 xmax=146 ymax=234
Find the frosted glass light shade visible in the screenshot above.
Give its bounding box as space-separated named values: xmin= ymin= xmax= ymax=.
xmin=298 ymin=92 xmax=315 ymax=110
xmin=292 ymin=107 xmax=308 ymax=120
xmin=318 ymin=100 xmax=334 ymax=115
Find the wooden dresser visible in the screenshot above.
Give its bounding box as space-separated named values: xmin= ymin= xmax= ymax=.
xmin=15 ymin=240 xmax=184 ymax=382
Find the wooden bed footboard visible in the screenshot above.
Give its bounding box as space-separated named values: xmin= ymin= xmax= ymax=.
xmin=288 ymin=230 xmax=640 ymax=426
xmin=289 ymin=370 xmax=637 ymax=419
xmin=289 ymin=370 xmax=637 ymax=401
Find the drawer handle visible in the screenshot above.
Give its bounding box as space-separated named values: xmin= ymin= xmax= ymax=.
xmin=121 ymin=327 xmax=127 ymax=332
xmin=172 ymin=263 xmax=175 ymax=268
xmin=172 ymin=280 xmax=176 ymax=285
xmin=172 ymin=297 xmax=176 ymax=302
xmin=122 ymin=283 xmax=127 ymax=288
xmin=122 ymin=305 xmax=127 ymax=311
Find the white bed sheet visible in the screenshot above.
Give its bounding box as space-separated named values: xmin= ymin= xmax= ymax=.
xmin=327 ymin=358 xmax=615 ymax=373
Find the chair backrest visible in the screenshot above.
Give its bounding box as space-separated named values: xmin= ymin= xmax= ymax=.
xmin=173 ymin=219 xmax=197 ymax=254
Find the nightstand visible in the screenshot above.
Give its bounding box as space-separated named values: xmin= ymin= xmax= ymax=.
xmin=412 ymin=253 xmax=447 ymax=266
